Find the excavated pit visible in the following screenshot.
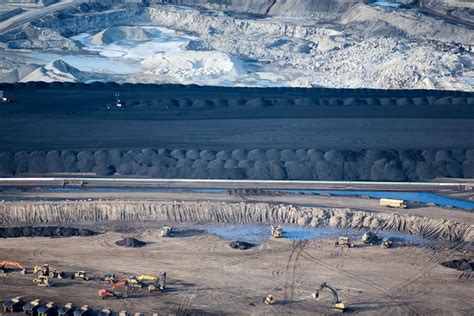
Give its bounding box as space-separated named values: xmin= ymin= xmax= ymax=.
xmin=0 ymin=225 xmax=98 ymax=238
xmin=0 ymin=201 xmax=471 ymax=243
xmin=115 ymin=237 xmax=147 ymax=248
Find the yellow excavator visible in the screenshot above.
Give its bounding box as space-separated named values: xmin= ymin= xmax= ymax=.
xmin=127 ymin=272 xmax=166 ymax=292
xmin=313 ymin=282 xmax=346 ymax=312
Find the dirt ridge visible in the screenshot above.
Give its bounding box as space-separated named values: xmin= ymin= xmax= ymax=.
xmin=0 ymin=201 xmax=471 ymax=243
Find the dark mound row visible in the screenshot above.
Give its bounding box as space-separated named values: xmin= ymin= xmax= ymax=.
xmin=1 ymin=148 xmax=473 ymax=180
xmin=229 ymin=241 xmax=256 ymax=250
xmin=115 ymin=237 xmax=146 ymax=248
xmin=0 ymin=226 xmax=98 ymax=238
xmin=125 ymin=95 xmax=474 ymax=110
xmin=440 ymin=259 xmax=474 ymax=272
xmin=2 ymin=82 xmax=472 ymax=98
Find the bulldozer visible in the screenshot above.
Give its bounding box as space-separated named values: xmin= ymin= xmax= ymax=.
xmin=73 ymin=271 xmax=89 ymax=281
xmin=271 ymin=225 xmax=283 ymax=238
xmin=161 ymin=224 xmax=173 ymax=237
xmin=313 ymin=282 xmax=346 ymax=312
xmin=33 ymin=264 xmax=65 ymax=278
xmin=362 ymin=231 xmax=378 ymax=245
xmin=3 ymin=296 xmax=25 ymax=313
xmin=0 ymin=261 xmax=26 ymax=274
xmin=381 ymin=238 xmax=393 ymax=248
xmin=23 ymin=299 xmax=41 ymax=315
xmin=335 ymin=237 xmax=354 ymax=248
xmin=99 ymin=280 xmax=129 ymax=299
xmin=33 ymin=276 xmax=53 ymax=287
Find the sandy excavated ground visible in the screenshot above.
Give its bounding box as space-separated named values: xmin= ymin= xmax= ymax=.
xmin=0 ymin=224 xmax=473 ymax=315
xmin=0 ymin=187 xmax=473 ymax=314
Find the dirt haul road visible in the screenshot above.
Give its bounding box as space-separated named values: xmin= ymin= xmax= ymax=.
xmin=0 ymin=225 xmax=472 ymax=315
xmin=0 ymin=0 xmax=89 ymax=34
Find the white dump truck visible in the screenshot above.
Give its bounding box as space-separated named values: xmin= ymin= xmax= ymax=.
xmin=380 ymin=198 xmax=407 ymax=209
xmin=0 ymin=91 xmax=11 ymax=103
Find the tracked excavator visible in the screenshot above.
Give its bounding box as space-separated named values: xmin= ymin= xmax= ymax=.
xmin=0 ymin=261 xmax=26 ymax=274
xmin=313 ymin=282 xmax=346 ymax=312
xmin=99 ymin=280 xmax=129 ymax=299
xmin=127 ymin=272 xmax=166 ymax=292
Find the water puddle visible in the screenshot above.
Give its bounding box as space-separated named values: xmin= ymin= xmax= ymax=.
xmin=194 ymin=223 xmax=426 ymax=245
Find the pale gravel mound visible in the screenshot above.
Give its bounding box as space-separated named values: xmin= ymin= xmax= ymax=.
xmin=0 ymin=201 xmax=471 ymax=243
xmin=141 ymin=51 xmax=242 ymax=84
xmin=20 ymin=60 xmax=87 ymax=83
xmin=91 ymin=26 xmax=155 ymax=45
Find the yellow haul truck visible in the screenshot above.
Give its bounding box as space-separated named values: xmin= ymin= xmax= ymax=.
xmin=380 ymin=198 xmax=407 ymax=209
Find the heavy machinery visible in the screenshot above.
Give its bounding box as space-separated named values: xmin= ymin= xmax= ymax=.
xmin=57 ymin=303 xmax=74 ymax=316
xmin=0 ymin=91 xmax=11 ymax=103
xmin=0 ymin=261 xmax=26 ymax=274
xmin=115 ymin=92 xmax=122 ymax=108
xmin=73 ymin=271 xmax=90 ymax=281
xmin=3 ymin=296 xmax=24 ymax=313
xmin=127 ymin=272 xmax=166 ymax=291
xmin=38 ymin=302 xmax=56 ymax=316
xmin=381 ymin=238 xmax=393 ymax=248
xmin=362 ymin=231 xmax=378 ymax=245
xmin=33 ymin=276 xmax=53 ymax=287
xmin=23 ymin=299 xmax=41 ymax=315
xmin=313 ymin=282 xmax=346 ymax=312
xmin=380 ymin=198 xmax=407 ymax=209
xmin=33 ymin=264 xmax=65 ymax=278
xmin=99 ymin=280 xmax=129 ymax=299
xmin=271 ymin=225 xmax=283 ymax=238
xmin=97 ymin=308 xmax=112 ymax=316
xmin=335 ymin=237 xmax=354 ymax=248
xmin=263 ymin=295 xmax=276 ymax=305
xmin=161 ymin=224 xmax=173 ymax=237
xmin=100 ymin=272 xmax=117 ymax=284
xmin=73 ymin=305 xmax=90 ymax=316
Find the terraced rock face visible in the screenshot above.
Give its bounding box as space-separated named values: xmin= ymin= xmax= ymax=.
xmin=0 ymin=201 xmax=471 ymax=243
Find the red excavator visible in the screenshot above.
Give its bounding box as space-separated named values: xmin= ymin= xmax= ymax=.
xmin=0 ymin=261 xmax=26 ymax=274
xmin=99 ymin=280 xmax=129 ymax=299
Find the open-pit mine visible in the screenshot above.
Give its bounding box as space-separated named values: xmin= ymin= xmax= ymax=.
xmin=0 ymin=0 xmax=473 ymax=315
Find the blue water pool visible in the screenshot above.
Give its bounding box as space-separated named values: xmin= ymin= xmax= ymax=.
xmin=275 ymin=190 xmax=474 ymax=210
xmin=198 ymin=224 xmax=425 ymax=245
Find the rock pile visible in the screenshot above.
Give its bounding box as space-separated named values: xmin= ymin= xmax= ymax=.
xmin=0 ymin=226 xmax=98 ymax=238
xmin=115 ymin=237 xmax=147 ymax=248
xmin=1 ymin=148 xmax=473 ymax=180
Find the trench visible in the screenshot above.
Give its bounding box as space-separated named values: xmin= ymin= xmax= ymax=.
xmin=0 ymin=201 xmax=471 ymax=243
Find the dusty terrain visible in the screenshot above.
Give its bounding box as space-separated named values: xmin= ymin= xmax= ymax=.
xmin=0 ymin=184 xmax=473 ymax=315
xmin=0 ymin=1 xmax=472 ymax=89
xmin=0 ymin=221 xmax=472 ymax=315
